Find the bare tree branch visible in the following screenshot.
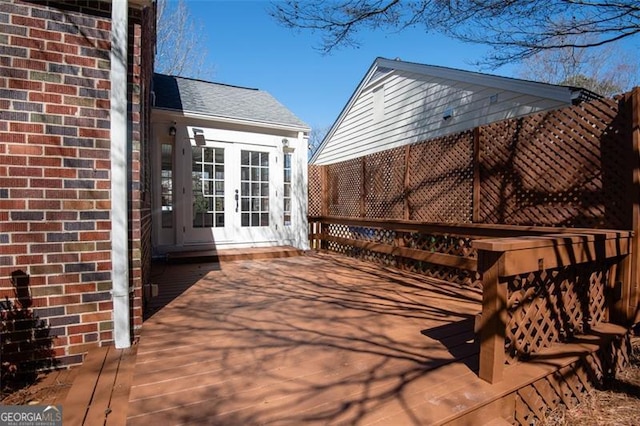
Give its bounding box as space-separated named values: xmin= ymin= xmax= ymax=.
xmin=269 ymin=0 xmax=640 ymax=68
xmin=156 ymin=0 xmax=214 ymax=79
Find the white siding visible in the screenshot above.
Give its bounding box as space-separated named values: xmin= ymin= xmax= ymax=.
xmin=315 ymin=69 xmax=570 ymax=165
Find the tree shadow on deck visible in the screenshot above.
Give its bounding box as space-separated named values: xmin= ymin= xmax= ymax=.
xmin=130 ymin=253 xmax=484 ymax=425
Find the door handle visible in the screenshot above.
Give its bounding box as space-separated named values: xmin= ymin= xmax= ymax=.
xmin=235 ymin=189 xmax=239 ymax=212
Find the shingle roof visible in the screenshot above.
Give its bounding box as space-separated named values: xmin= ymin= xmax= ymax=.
xmin=153 ymin=73 xmax=309 ymax=130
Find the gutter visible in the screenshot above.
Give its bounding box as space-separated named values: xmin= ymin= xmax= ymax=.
xmin=110 ymin=0 xmax=130 ymax=349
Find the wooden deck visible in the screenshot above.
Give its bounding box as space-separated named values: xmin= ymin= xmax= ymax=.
xmin=63 ymin=345 xmax=137 ymax=425
xmin=128 ymin=252 xmax=489 ymax=425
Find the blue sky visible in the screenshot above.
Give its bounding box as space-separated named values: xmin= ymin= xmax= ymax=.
xmin=188 ymin=1 xmax=638 ymax=133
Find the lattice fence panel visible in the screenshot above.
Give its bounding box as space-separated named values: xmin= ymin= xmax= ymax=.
xmin=407 ymin=131 xmax=474 ymax=223
xmin=327 ymin=158 xmax=363 ymax=217
xmin=308 ymin=164 xmax=323 ymax=216
xmin=479 ymin=97 xmax=630 ymax=228
xmin=513 ymin=332 xmax=630 ymax=424
xmin=505 ymin=263 xmax=610 ymax=364
xmin=364 ymin=147 xmax=406 ymax=219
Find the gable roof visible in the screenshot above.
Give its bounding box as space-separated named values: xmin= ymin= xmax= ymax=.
xmin=311 ymin=57 xmax=598 ymax=164
xmin=153 ymin=73 xmax=309 ymax=131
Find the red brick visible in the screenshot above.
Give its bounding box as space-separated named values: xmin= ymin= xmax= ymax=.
xmin=12 ymin=59 xmax=46 ymax=71
xmin=9 ymin=123 xmax=44 ymax=134
xmin=8 ymin=143 xmax=43 ymax=155
xmin=96 ymin=99 xmax=109 ymax=109
xmin=29 ymin=92 xmax=62 ymax=104
xmin=12 ymin=15 xmax=45 ymax=28
xmin=81 ymin=312 xmax=111 ymax=323
xmin=31 ymin=178 xmax=62 ymax=188
xmin=9 ymin=79 xmax=42 ymax=91
xmin=96 ymin=80 xmax=110 ymax=90
xmin=44 ymin=83 xmax=77 ymax=95
xmin=29 ymin=156 xmax=61 ymax=167
xmin=30 ymin=264 xmax=63 ymax=275
xmin=29 ymin=28 xmax=62 ymax=42
xmin=47 ymin=253 xmax=78 ymax=263
xmin=0 ymin=199 xmax=26 ymax=209
xmin=12 ymin=233 xmax=45 ymax=243
xmin=95 ymin=160 xmax=110 ymax=170
xmin=0 ymin=176 xmax=28 ymax=187
xmin=64 ymin=55 xmax=95 ymax=67
xmin=98 ymin=301 xmax=113 ymax=311
xmin=65 ymin=283 xmax=96 ymax=294
xmin=96 ymin=222 xmax=110 ymax=231
xmin=28 ymin=134 xmax=62 ymax=145
xmin=0 ymin=155 xmax=27 ymax=165
xmin=9 ymin=166 xmax=42 ymax=177
xmin=80 ymin=231 xmax=110 ymax=241
xmin=11 ymin=188 xmax=43 ymax=198
xmin=94 ymin=200 xmax=110 ymax=209
xmin=0 ymin=133 xmax=26 ymax=143
xmin=81 ymin=251 xmax=110 ymax=262
xmin=45 ymin=104 xmax=78 ymax=115
xmin=48 ymin=274 xmax=80 ymax=285
xmin=49 ymin=295 xmax=81 ymax=306
xmin=44 ymin=146 xmax=76 ymax=157
xmin=79 ymin=128 xmax=109 ymax=139
xmin=63 ymin=200 xmax=93 ymax=210
xmin=45 ymin=189 xmax=77 ymax=199
xmin=99 ymin=331 xmax=113 ymax=341
xmin=30 ymin=243 xmax=63 ymax=254
xmin=30 ymin=222 xmax=62 ymax=232
xmin=96 ymin=261 xmax=111 ymax=271
xmin=29 ymin=199 xmax=61 ymax=210
xmin=12 ymin=36 xmax=45 ymax=50
xmin=69 ymin=335 xmax=83 ymax=345
xmin=44 ymin=168 xmax=76 ymax=178
xmin=46 ymin=42 xmax=78 ymax=55
xmin=0 ymin=244 xmax=28 ymax=255
xmin=16 ymin=254 xmax=44 ymax=264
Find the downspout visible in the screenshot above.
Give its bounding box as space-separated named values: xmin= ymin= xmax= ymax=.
xmin=110 ymin=0 xmax=130 ymax=349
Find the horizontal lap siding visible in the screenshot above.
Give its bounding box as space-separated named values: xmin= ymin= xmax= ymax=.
xmin=316 ymin=70 xmax=568 ymax=165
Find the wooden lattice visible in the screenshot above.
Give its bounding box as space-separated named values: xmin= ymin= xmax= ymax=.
xmin=513 ymin=332 xmax=630 ymax=424
xmin=327 ymin=158 xmax=363 ymax=217
xmin=479 ymin=97 xmax=630 ymax=228
xmin=308 ymin=165 xmax=323 ymax=216
xmin=309 ymin=94 xmax=633 ymax=231
xmin=322 ymin=222 xmax=480 ymax=286
xmin=407 ymin=131 xmax=474 ymax=223
xmin=364 ymin=147 xmax=406 ymax=219
xmin=505 ymin=263 xmax=610 ymax=364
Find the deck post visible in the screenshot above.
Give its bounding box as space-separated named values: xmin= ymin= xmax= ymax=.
xmin=629 ymin=87 xmax=640 ymax=323
xmin=472 ymin=127 xmax=481 ymax=223
xmin=478 ymin=249 xmax=507 ymax=384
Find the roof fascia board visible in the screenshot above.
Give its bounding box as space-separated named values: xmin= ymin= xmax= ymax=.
xmin=376 ymin=58 xmax=574 ymax=103
xmin=153 ymin=107 xmax=310 ymax=133
xmin=310 ymin=58 xmax=381 ymax=163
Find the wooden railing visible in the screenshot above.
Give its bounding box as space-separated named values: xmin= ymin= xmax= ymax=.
xmin=309 ymin=216 xmax=634 ymax=383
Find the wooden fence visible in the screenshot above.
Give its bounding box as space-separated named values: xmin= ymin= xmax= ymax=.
xmin=308 ymin=88 xmax=640 ymax=390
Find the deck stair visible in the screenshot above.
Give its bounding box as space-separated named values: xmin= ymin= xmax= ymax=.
xmin=165 ymin=245 xmax=303 ymax=264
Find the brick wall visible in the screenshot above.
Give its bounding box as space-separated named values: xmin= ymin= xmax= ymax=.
xmin=0 ymin=0 xmax=154 ymax=371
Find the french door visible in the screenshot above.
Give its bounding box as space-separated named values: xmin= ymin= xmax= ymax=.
xmin=183 ymin=141 xmax=278 ymax=246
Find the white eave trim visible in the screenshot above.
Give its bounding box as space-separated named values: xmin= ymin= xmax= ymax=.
xmin=153 ymin=107 xmax=311 ymax=133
